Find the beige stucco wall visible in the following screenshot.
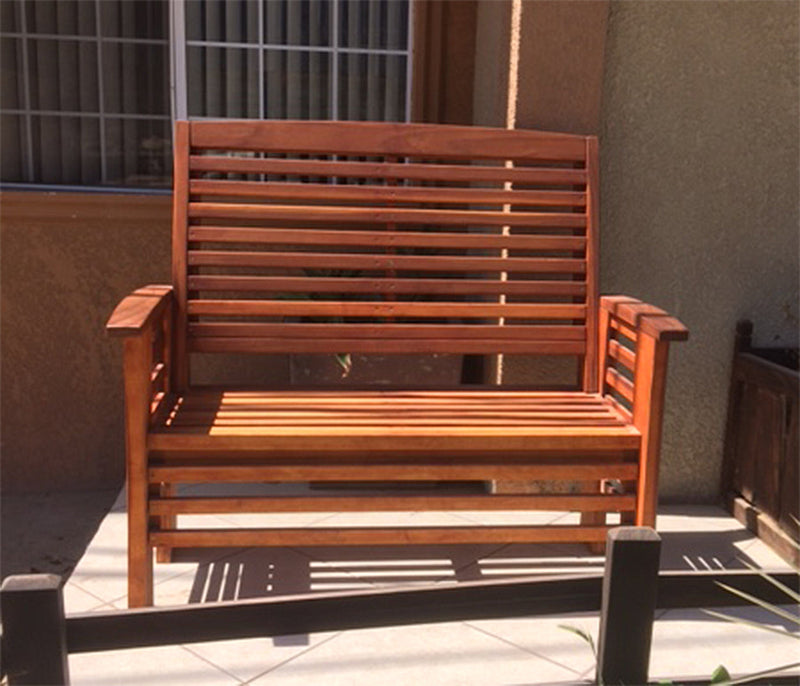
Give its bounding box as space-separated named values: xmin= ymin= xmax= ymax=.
xmin=0 ymin=193 xmax=172 ymax=491
xmin=472 ymin=0 xmax=799 ymax=501
xmin=600 ymin=0 xmax=799 ymax=500
xmin=0 ymin=191 xmax=293 ymax=493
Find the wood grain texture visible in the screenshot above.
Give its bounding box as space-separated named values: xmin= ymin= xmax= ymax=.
xmin=109 ymin=120 xmax=689 ymax=607
xmin=106 ymin=286 xmax=172 ymax=337
xmin=189 ymin=154 xmax=588 ymax=184
xmin=150 ymin=493 xmax=635 ymax=515
xmin=583 ymin=136 xmax=600 ymax=392
xmin=151 ymin=525 xmax=612 ymax=547
xmin=123 ymin=331 xmax=154 ymax=607
xmin=189 ymin=120 xmax=587 ymax=161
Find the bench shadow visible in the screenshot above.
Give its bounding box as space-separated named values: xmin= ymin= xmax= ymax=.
xmin=168 ymin=525 xmax=778 ymax=645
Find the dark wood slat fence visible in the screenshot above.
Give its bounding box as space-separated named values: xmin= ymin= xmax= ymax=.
xmin=2 ymin=528 xmax=798 ymax=686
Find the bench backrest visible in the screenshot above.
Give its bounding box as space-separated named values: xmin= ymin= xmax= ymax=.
xmin=171 ymin=120 xmax=599 ymax=389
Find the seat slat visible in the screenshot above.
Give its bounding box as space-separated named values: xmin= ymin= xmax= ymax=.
xmin=188 ymin=202 xmax=587 ymax=228
xmin=189 ymin=155 xmax=588 ymax=185
xmin=189 ymin=179 xmax=586 ymax=208
xmin=187 ymin=226 xmax=587 ymax=252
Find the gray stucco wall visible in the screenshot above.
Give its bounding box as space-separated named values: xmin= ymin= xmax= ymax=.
xmin=600 ymin=0 xmax=799 ymax=500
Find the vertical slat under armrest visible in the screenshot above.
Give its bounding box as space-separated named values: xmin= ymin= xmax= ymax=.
xmin=631 ymin=326 xmax=671 ymax=528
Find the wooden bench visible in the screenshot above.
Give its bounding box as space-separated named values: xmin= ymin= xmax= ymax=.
xmin=107 ymin=120 xmax=688 ymax=607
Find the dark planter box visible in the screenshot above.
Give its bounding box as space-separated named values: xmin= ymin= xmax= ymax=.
xmin=722 ymin=320 xmax=799 ymax=567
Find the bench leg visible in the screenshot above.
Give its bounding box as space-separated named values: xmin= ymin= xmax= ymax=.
xmin=153 ymin=483 xmax=175 ymax=564
xmin=123 ymin=334 xmax=154 ymax=607
xmin=127 ymin=460 xmax=153 ymax=608
xmin=580 ymin=480 xmax=607 ymax=554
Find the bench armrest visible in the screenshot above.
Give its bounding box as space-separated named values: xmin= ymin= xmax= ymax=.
xmin=600 ymin=295 xmax=688 ymax=342
xmin=107 ymin=285 xmax=173 ymax=337
xmin=598 ymin=295 xmax=688 ymax=526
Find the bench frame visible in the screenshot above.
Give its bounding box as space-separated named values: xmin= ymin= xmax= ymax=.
xmin=108 ymin=120 xmax=687 ymax=606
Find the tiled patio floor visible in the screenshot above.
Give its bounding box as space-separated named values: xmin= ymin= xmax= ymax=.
xmin=63 ymin=487 xmax=798 ymax=685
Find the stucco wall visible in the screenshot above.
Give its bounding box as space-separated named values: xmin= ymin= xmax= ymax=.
xmin=600 ymin=0 xmax=799 ymax=500
xmin=0 ymin=193 xmax=172 ymax=492
xmin=0 ymin=191 xmax=292 ymax=493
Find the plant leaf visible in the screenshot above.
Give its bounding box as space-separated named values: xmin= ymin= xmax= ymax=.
xmin=710 ymin=664 xmax=731 ymax=683
xmin=737 ymin=560 xmax=800 ymax=604
xmin=702 ymin=609 xmax=800 ymax=640
xmin=714 ymin=581 xmax=800 ymax=626
xmin=335 ymin=353 xmax=352 ymax=378
xmin=558 ymin=624 xmax=596 ymax=658
xmin=716 ymin=660 xmax=800 ymax=685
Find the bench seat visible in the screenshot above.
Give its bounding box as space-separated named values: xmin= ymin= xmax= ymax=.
xmin=150 ymin=389 xmax=641 ymax=453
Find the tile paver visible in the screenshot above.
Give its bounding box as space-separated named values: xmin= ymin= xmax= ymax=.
xmin=63 ymin=491 xmax=798 ymax=685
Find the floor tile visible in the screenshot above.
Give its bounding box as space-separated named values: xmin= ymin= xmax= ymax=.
xmin=62 ymin=581 xmax=115 ymax=613
xmin=731 ymin=536 xmax=795 ymax=570
xmin=648 ymin=605 xmax=800 ymax=680
xmin=68 ymin=644 xmax=239 ymax=686
xmin=183 ymin=632 xmax=340 ymax=683
xmin=465 ymin=614 xmax=600 ymax=677
xmin=248 ymin=621 xmax=580 ymax=685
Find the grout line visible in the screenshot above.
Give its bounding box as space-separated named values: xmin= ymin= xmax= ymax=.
xmin=463 ymin=620 xmax=585 ymax=677
xmin=241 ymin=631 xmax=344 ymax=683
xmin=179 ymin=643 xmax=244 ymax=683
xmin=64 ymin=579 xmax=118 ymax=611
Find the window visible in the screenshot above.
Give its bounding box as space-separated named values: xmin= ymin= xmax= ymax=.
xmin=0 ymin=0 xmax=412 ymax=189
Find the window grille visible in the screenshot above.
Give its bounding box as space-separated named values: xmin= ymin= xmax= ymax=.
xmin=0 ymin=0 xmax=411 ymax=189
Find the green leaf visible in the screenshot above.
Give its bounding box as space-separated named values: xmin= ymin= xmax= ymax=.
xmin=718 ymin=660 xmax=800 ymax=685
xmin=558 ymin=624 xmax=596 ymax=658
xmin=335 ymin=353 xmax=353 ymax=378
xmin=710 ymin=665 xmax=731 ymax=683
xmin=736 ymin=560 xmax=800 ymax=604
xmin=701 ymin=609 xmax=800 ymax=640
xmin=714 ymin=581 xmax=800 ymax=626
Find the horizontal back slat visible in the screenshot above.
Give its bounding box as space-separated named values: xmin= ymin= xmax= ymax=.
xmin=189 ymin=155 xmax=588 ymax=185
xmin=187 ymin=300 xmax=587 ymax=319
xmin=188 ymin=323 xmax=587 ymax=340
xmin=188 ymin=202 xmax=587 ymax=228
xmin=176 ymin=120 xmax=596 ymax=358
xmin=189 ymin=120 xmax=587 ymax=161
xmin=190 ymin=179 xmax=586 ymax=208
xmin=187 ymin=251 xmax=587 ymax=274
xmin=188 ymin=227 xmax=586 ymax=252
xmin=187 ymin=276 xmax=587 ymax=297
xmin=189 ymin=338 xmax=587 ymax=356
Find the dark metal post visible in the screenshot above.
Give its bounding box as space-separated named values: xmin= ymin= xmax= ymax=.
xmin=1 ymin=574 xmax=70 ymax=685
xmin=596 ymin=527 xmax=661 ymax=685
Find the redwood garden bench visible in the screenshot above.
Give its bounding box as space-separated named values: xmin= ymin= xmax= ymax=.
xmin=107 ymin=120 xmax=688 ymax=606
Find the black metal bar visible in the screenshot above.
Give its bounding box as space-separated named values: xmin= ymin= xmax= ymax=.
xmin=66 ymin=573 xmax=602 ymax=653
xmin=596 ymin=526 xmax=662 ymax=686
xmin=1 ymin=574 xmax=70 ymax=686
